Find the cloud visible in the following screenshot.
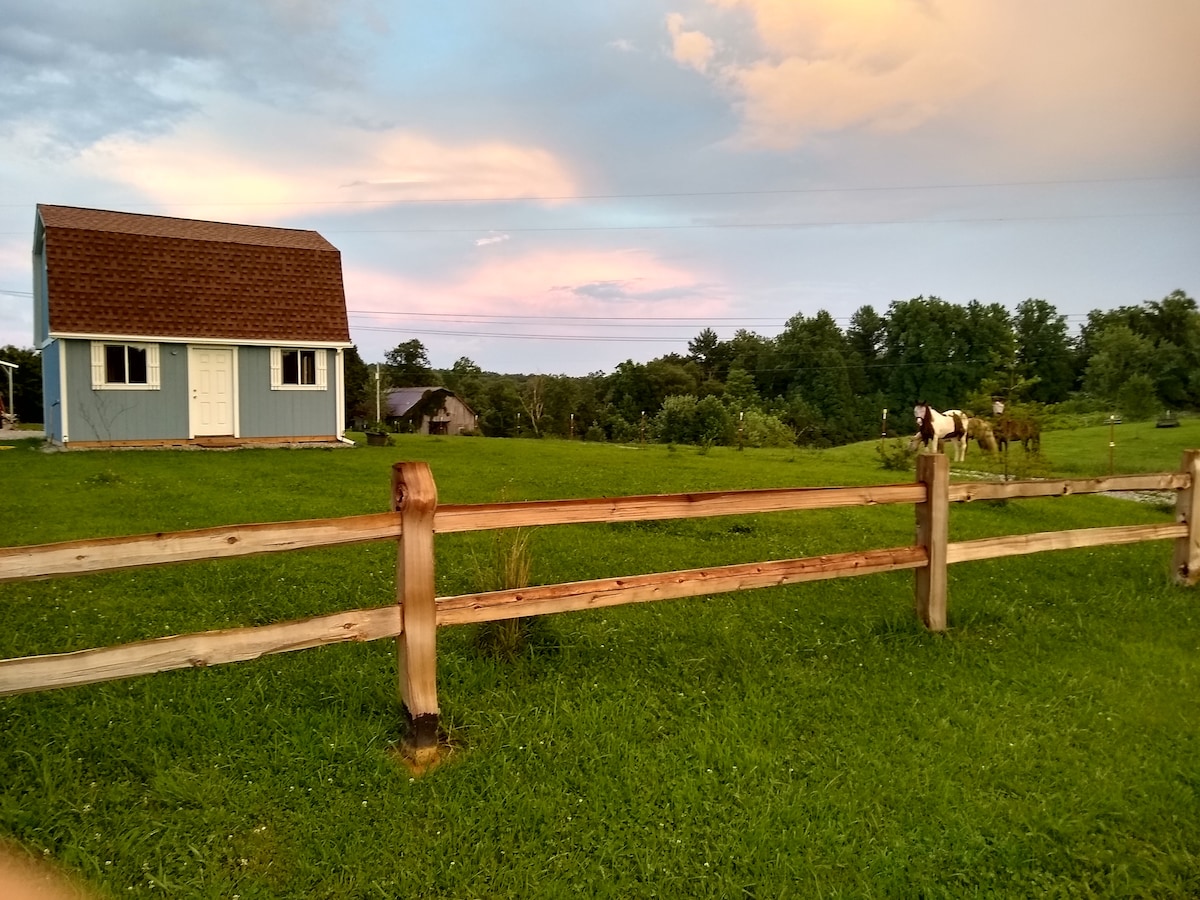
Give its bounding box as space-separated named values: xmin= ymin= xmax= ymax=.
xmin=72 ymin=98 xmax=577 ymax=220
xmin=552 ymin=278 xmax=720 ymax=304
xmin=668 ymin=0 xmax=1200 ymax=169
xmin=346 ymin=248 xmax=728 ymax=317
xmin=0 ymin=1 xmax=380 ymax=148
xmin=666 ymin=12 xmax=716 ymax=73
xmin=340 ymin=248 xmax=732 ymax=369
xmin=475 ymin=233 xmax=511 ymax=247
xmin=669 ymin=0 xmax=987 ymax=146
xmin=0 ymin=239 xmax=34 ymax=349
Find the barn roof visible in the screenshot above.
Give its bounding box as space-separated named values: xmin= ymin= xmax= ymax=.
xmin=385 ymin=387 xmax=476 ymax=418
xmin=36 ymin=204 xmax=351 ymax=344
xmin=386 ymin=387 xmax=448 ymax=417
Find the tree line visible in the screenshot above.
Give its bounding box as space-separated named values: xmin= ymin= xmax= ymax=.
xmin=344 ymin=290 xmax=1199 ymax=447
xmin=3 ymin=290 xmax=1195 ymax=446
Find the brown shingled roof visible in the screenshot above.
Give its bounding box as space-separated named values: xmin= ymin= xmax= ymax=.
xmin=38 ymin=204 xmax=351 ymax=344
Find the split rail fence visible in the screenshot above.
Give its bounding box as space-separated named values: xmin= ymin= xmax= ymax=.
xmin=2 ymin=451 xmax=1198 ymax=754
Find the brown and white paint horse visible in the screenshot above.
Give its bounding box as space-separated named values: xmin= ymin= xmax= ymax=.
xmin=910 ymin=402 xmax=971 ymax=461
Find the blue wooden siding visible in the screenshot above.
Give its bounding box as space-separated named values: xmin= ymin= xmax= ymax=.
xmin=41 ymin=341 xmax=62 ymax=442
xmin=56 ymin=341 xmax=339 ymax=443
xmin=237 ymin=347 xmax=338 ymax=437
xmin=62 ymin=339 xmax=188 ymax=443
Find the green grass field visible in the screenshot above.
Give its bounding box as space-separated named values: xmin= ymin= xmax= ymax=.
xmin=1 ymin=424 xmax=1198 ymax=898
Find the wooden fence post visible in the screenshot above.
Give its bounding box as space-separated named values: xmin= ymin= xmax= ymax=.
xmin=915 ymin=452 xmax=949 ymax=631
xmin=1174 ymin=449 xmax=1200 ymax=586
xmin=393 ymin=461 xmax=440 ymax=758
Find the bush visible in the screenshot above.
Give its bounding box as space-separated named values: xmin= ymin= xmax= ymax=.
xmin=655 ymin=395 xmax=699 ymax=445
xmin=655 ymin=395 xmax=732 ymax=446
xmin=1118 ymin=374 xmax=1159 ymax=422
xmin=877 ymin=437 xmax=917 ymax=471
xmin=693 ymin=395 xmax=732 ymax=445
xmin=739 ymin=410 xmax=796 ymax=448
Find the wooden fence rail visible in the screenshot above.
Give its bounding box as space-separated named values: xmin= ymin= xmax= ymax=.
xmin=2 ymin=451 xmax=1198 ymax=760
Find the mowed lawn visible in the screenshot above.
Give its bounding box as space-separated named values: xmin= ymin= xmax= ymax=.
xmin=1 ymin=426 xmax=1198 ymax=898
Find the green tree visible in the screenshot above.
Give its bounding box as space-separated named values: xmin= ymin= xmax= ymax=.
xmin=846 ymin=305 xmax=887 ymax=396
xmin=1012 ymin=299 xmax=1074 ymax=403
xmin=722 ymin=365 xmax=760 ymax=412
xmin=479 ymin=379 xmax=522 ymax=436
xmin=687 ymin=327 xmax=729 ymax=380
xmin=1078 ymin=291 xmax=1200 ymax=410
xmin=724 ymin=330 xmax=776 ymax=398
xmin=605 ymin=360 xmax=658 ymax=423
xmin=0 ymin=345 xmax=42 ymax=423
xmin=1117 ymin=373 xmax=1159 ymax=421
xmin=775 ymin=310 xmax=858 ymax=443
xmin=882 ymin=296 xmax=972 ymax=413
xmin=655 ymin=394 xmax=698 ymax=444
xmin=385 ymin=339 xmax=434 ymax=388
xmin=1083 ymin=324 xmax=1157 ymax=405
xmin=342 ymin=345 xmax=370 ymax=424
xmin=961 ymin=300 xmax=1014 ymax=399
xmin=1142 ymin=290 xmax=1200 ymax=407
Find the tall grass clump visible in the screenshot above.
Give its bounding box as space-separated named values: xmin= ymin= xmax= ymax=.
xmin=470 ymin=527 xmax=540 ymax=660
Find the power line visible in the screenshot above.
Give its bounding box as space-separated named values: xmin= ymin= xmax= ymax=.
xmin=348 ymin=310 xmax=783 ymax=322
xmin=2 ymin=210 xmax=1195 ymax=240
xmin=4 ymin=174 xmax=1196 ymax=208
xmin=350 ymin=316 xmax=768 ymax=330
xmin=322 ymin=210 xmax=1199 ymax=236
xmin=348 ymin=309 xmax=1095 ymax=327
xmin=356 ymin=325 xmax=686 ymax=341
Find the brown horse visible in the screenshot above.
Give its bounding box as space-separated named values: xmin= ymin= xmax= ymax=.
xmin=968 ymin=418 xmax=999 ymax=453
xmin=994 ymin=416 xmax=1041 ymax=452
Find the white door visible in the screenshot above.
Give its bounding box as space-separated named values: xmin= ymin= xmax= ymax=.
xmin=189 ymin=347 xmax=235 ymax=436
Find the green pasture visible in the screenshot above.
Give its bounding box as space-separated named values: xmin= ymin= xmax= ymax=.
xmin=1 ymin=425 xmax=1198 ymax=898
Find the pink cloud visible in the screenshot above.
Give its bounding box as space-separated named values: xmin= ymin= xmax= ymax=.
xmin=76 ymin=98 xmax=578 ymax=221
xmin=674 ymin=0 xmax=1200 ymax=169
xmin=345 ymin=248 xmax=728 ymax=319
xmin=667 ymin=13 xmax=716 ymax=73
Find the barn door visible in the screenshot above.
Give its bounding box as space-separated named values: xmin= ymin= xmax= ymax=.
xmin=189 ymin=347 xmax=236 ymax=437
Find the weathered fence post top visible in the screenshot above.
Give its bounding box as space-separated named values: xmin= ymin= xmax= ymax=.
xmin=392 ymin=460 xmax=438 ymax=515
xmin=392 ymin=461 xmax=441 ymax=764
xmin=915 ymin=451 xmax=950 ymax=632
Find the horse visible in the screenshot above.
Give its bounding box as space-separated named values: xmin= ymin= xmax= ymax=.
xmin=910 ymin=402 xmax=971 ymax=461
xmin=967 ymin=418 xmax=999 ymax=453
xmin=993 ymin=415 xmax=1040 ymax=452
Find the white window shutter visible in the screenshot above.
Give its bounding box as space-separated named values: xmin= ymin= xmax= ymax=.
xmin=270 ymin=347 xmax=282 ymax=389
xmin=146 ymin=344 xmax=161 ymax=388
xmin=316 ymin=349 xmax=328 ymax=389
xmin=90 ymin=342 xmax=105 ymax=388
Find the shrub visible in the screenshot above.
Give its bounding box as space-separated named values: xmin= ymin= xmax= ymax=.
xmin=877 ymin=437 xmax=917 ymax=471
xmin=1118 ymin=374 xmax=1159 ymax=422
xmin=740 ymin=410 xmax=796 ymax=448
xmin=655 ymin=395 xmax=699 ymax=445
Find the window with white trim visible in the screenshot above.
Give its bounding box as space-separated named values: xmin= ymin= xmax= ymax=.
xmin=270 ymin=347 xmax=327 ymax=390
xmin=91 ymin=342 xmax=160 ymax=389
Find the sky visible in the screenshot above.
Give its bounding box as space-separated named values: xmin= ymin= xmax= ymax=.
xmin=1 ymin=0 xmax=1198 ymax=375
